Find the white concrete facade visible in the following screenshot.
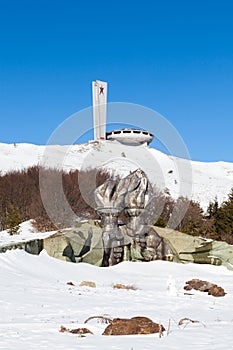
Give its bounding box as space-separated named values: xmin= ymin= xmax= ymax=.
xmin=106 ymin=128 xmax=154 ymax=145
xmin=92 ymin=80 xmax=107 ymax=140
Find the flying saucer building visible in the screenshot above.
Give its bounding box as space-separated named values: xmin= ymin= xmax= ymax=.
xmin=106 ymin=128 xmax=154 ymax=145
xmin=92 ymin=80 xmax=154 ymax=146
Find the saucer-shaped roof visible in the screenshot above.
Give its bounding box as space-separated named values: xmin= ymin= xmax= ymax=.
xmin=106 ymin=128 xmax=154 ymax=145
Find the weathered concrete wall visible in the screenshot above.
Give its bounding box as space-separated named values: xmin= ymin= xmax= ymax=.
xmin=1 ymin=223 xmax=233 ymax=271
xmin=0 ymin=239 xmax=43 ymax=255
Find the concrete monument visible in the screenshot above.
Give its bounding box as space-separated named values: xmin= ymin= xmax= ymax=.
xmin=95 ymin=169 xmax=173 ymax=266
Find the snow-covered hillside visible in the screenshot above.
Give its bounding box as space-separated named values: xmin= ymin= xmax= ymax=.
xmin=0 ymin=141 xmax=233 ymax=210
xmin=0 ymin=248 xmax=232 ymax=350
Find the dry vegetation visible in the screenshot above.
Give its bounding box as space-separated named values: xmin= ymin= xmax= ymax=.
xmin=79 ymin=281 xmax=96 ymax=288
xmin=0 ymin=166 xmax=233 ymax=244
xmin=0 ymin=166 xmax=108 ymax=232
xmin=113 ymin=283 xmax=137 ymax=290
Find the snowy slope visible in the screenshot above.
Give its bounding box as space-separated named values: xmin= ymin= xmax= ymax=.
xmin=0 ymin=248 xmax=232 ymax=350
xmin=0 ymin=221 xmax=55 ymax=248
xmin=0 ymin=141 xmax=233 ymax=210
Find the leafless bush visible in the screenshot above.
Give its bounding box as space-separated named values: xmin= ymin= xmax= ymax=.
xmin=0 ymin=166 xmax=110 ymax=232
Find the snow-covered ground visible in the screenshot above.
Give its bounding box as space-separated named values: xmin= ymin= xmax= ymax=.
xmin=0 ymin=248 xmax=232 ymax=350
xmin=0 ymin=221 xmax=55 ymax=248
xmin=0 ymin=224 xmax=232 ymax=350
xmin=1 ymin=141 xmax=233 ymax=210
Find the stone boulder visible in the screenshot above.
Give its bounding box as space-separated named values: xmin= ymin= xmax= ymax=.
xmin=184 ymin=279 xmax=226 ymax=297
xmin=102 ymin=316 xmax=165 ymax=336
xmin=59 ymin=326 xmax=93 ymax=335
xmin=79 ymin=281 xmax=96 ymax=288
xmin=208 ymin=284 xmax=226 ymax=297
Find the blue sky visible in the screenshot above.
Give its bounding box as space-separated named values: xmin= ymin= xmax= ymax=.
xmin=0 ymin=0 xmax=233 ymax=161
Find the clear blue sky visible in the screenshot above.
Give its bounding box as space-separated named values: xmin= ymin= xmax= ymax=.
xmin=0 ymin=0 xmax=233 ymax=162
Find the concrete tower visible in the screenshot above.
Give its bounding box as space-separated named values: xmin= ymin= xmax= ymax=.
xmin=92 ymin=80 xmax=107 ymax=140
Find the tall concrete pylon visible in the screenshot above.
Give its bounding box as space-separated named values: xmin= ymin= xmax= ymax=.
xmin=92 ymin=80 xmax=107 ymax=140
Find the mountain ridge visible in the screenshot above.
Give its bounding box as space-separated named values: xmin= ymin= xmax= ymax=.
xmin=0 ymin=141 xmax=232 ymax=211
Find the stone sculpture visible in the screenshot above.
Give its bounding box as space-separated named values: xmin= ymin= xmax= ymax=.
xmin=94 ymin=179 xmax=126 ymax=266
xmin=94 ymin=169 xmax=173 ymax=266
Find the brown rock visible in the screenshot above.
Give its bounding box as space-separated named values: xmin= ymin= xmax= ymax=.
xmin=103 ymin=316 xmax=165 ymax=336
xmin=208 ymin=285 xmax=226 ymax=297
xmin=113 ymin=283 xmax=137 ymax=290
xmin=186 ymin=279 xmax=212 ymax=291
xmin=70 ymin=328 xmax=93 ymax=335
xmin=67 ymin=281 xmax=75 ymax=286
xmin=59 ymin=325 xmax=93 ymax=335
xmin=59 ymin=325 xmax=67 ymax=333
xmin=79 ymin=281 xmax=96 ymax=288
xmin=184 ymin=279 xmax=226 ymax=297
xmin=184 ymin=285 xmax=192 ymax=291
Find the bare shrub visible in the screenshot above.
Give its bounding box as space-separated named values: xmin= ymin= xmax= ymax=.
xmin=84 ymin=315 xmax=112 ymax=324
xmin=0 ymin=166 xmax=111 ymax=232
xmin=113 ymin=283 xmax=137 ymax=290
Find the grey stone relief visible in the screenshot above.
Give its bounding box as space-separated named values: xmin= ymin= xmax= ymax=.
xmin=95 ymin=169 xmax=173 ymax=266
